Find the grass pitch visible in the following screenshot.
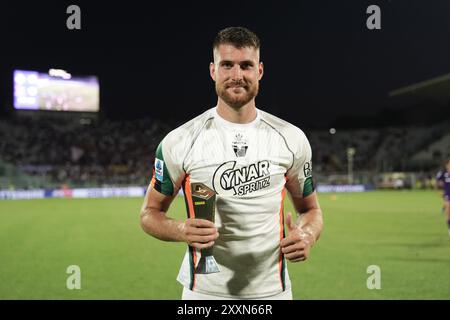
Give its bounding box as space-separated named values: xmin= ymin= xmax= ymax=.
xmin=0 ymin=190 xmax=449 ymax=299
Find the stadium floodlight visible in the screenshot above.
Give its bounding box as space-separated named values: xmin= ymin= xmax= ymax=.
xmin=49 ymin=68 xmax=72 ymax=79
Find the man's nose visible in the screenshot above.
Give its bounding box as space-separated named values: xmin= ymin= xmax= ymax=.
xmin=231 ymin=64 xmax=243 ymax=80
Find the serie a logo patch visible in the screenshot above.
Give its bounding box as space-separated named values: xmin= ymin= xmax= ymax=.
xmin=155 ymin=158 xmax=164 ymax=182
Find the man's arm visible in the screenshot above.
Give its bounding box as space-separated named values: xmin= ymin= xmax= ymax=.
xmin=280 ymin=191 xmax=323 ymax=262
xmin=140 ymin=186 xmax=219 ymax=249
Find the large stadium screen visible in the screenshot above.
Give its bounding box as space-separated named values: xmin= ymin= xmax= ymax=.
xmin=13 ymin=69 xmax=99 ymax=112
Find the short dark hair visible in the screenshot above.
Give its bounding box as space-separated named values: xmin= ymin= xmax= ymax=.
xmin=213 ymin=27 xmax=260 ymax=51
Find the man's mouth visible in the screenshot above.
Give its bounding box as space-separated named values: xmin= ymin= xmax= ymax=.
xmin=228 ymin=86 xmax=245 ymax=94
xmin=227 ymin=84 xmax=247 ymax=90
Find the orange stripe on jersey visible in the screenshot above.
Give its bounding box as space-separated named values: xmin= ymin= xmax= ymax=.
xmin=278 ymin=179 xmax=287 ymax=290
xmin=184 ymin=175 xmax=195 ymax=219
xmin=183 ymin=175 xmax=197 ymax=290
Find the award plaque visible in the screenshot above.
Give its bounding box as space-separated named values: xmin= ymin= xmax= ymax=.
xmin=190 ymin=182 xmax=220 ymax=274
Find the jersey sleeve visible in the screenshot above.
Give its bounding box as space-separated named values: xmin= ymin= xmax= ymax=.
xmin=150 ymin=136 xmax=186 ymax=196
xmin=284 ymin=129 xmax=315 ymax=198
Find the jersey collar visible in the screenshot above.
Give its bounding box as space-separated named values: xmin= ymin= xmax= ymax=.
xmin=212 ymin=106 xmax=261 ymax=129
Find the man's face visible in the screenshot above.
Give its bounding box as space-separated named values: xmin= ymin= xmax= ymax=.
xmin=210 ymin=44 xmax=263 ymax=109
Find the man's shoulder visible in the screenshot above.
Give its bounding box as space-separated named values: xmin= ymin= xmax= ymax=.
xmin=162 ymin=108 xmax=214 ymax=148
xmin=258 ymin=109 xmax=308 ymax=143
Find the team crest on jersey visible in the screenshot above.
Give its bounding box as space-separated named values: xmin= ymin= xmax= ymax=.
xmin=155 ymin=158 xmax=164 ymax=182
xmin=212 ymin=160 xmax=270 ymax=196
xmin=232 ymin=132 xmax=248 ymax=157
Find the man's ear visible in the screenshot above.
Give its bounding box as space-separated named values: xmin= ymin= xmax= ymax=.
xmin=209 ymin=62 xmax=216 ymax=81
xmin=258 ymin=62 xmax=264 ymax=80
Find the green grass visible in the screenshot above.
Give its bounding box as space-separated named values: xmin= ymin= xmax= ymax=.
xmin=0 ymin=191 xmax=449 ymax=299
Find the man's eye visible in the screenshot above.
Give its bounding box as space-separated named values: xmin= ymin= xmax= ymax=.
xmin=222 ymin=63 xmax=233 ymax=68
xmin=241 ymin=63 xmax=252 ymax=70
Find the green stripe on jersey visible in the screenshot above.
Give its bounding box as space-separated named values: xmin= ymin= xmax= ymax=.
xmin=303 ymin=177 xmax=314 ymax=198
xmin=154 ymin=142 xmax=174 ymax=196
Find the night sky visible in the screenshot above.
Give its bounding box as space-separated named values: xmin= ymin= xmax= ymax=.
xmin=1 ymin=0 xmax=450 ymax=128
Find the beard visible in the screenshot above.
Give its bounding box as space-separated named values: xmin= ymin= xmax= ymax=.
xmin=216 ymin=79 xmax=259 ymax=109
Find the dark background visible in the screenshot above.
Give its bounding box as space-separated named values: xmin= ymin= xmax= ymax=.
xmin=1 ymin=0 xmax=449 ymax=128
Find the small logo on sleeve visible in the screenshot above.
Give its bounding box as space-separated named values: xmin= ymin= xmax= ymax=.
xmin=303 ymin=162 xmax=312 ymax=178
xmin=155 ymin=159 xmax=164 ymax=182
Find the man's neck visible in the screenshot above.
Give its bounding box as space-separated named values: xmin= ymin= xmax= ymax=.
xmin=216 ymin=99 xmax=257 ymax=124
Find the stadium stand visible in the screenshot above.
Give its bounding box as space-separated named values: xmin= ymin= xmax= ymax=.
xmin=0 ymin=116 xmax=172 ymax=189
xmin=306 ymin=118 xmax=450 ymax=187
xmin=410 ymin=132 xmax=450 ymax=168
xmin=1 ymin=114 xmax=448 ymax=190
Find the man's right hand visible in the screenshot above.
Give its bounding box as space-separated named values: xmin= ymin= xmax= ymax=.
xmin=178 ymin=218 xmax=219 ymax=249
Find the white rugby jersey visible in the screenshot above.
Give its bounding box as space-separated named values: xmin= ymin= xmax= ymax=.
xmin=150 ymin=107 xmax=314 ymax=298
